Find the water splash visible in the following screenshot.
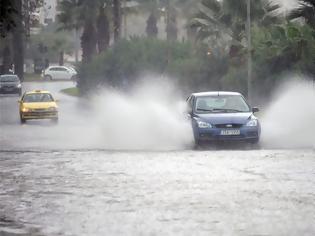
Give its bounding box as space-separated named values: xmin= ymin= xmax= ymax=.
xmin=261 ymin=78 xmax=315 ymax=149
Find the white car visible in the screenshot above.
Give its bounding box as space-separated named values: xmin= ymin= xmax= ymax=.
xmin=42 ymin=66 xmax=77 ymax=80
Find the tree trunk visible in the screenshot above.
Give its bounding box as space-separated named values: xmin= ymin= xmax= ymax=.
xmin=79 ymin=19 xmax=97 ymax=92
xmin=97 ymin=6 xmax=110 ymax=53
xmin=12 ymin=0 xmax=24 ymax=81
xmin=59 ymin=51 xmax=64 ymax=66
xmin=81 ymin=19 xmax=97 ymax=65
xmin=166 ymin=5 xmax=178 ymax=41
xmin=113 ymin=0 xmax=121 ymax=42
xmin=2 ymin=37 xmax=13 ymax=74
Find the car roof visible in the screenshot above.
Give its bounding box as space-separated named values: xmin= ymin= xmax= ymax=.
xmin=24 ymin=90 xmax=52 ymax=95
xmin=191 ymin=91 xmax=242 ymax=97
xmin=48 ymin=66 xmax=66 ymax=68
xmin=48 ymin=65 xmax=73 ymax=69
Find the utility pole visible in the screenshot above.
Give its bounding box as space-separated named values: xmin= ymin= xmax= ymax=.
xmin=247 ymin=0 xmax=252 ymax=102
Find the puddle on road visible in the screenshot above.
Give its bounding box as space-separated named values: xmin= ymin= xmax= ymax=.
xmin=0 ymin=216 xmax=43 ymax=236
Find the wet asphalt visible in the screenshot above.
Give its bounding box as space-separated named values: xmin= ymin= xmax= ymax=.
xmin=0 ymin=82 xmax=315 ymax=236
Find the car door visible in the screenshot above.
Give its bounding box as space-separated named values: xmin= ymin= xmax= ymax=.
xmin=48 ymin=67 xmax=60 ymax=80
xmin=58 ymin=67 xmax=70 ymax=79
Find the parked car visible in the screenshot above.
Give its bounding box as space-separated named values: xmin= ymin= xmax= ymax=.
xmin=187 ymin=91 xmax=261 ymax=146
xmin=19 ymin=90 xmax=59 ymax=123
xmin=0 ymin=74 xmax=22 ymax=96
xmin=42 ymin=66 xmax=77 ymax=80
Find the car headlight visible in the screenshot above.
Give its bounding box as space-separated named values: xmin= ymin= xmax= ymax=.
xmin=246 ymin=119 xmax=258 ymax=127
xmin=22 ymin=107 xmax=30 ymax=112
xmin=17 ymin=84 xmax=22 ymax=88
xmin=197 ymin=120 xmax=212 ymax=128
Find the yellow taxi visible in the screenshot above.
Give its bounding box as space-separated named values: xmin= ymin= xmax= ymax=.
xmin=18 ymin=90 xmax=59 ymax=123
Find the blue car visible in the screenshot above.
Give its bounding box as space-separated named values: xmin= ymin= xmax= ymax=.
xmin=187 ymin=91 xmax=261 ymax=145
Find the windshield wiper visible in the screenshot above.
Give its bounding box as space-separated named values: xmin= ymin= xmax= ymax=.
xmin=196 ymin=108 xmax=213 ymax=112
xmin=213 ymin=108 xmax=245 ymax=113
xmin=226 ymin=109 xmax=247 ymax=112
xmin=197 ymin=108 xmax=247 ymax=113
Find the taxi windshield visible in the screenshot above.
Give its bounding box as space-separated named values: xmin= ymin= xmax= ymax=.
xmin=23 ymin=93 xmax=54 ymax=103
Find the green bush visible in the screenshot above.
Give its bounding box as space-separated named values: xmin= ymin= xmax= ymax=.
xmin=79 ymin=37 xmax=228 ymax=93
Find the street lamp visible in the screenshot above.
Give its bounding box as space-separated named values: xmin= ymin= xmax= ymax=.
xmin=247 ymin=0 xmax=252 ymax=102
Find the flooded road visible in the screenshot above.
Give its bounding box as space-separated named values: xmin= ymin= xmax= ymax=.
xmin=1 ymin=82 xmax=315 ymax=235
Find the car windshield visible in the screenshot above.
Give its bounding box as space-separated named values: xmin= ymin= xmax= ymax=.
xmin=23 ymin=93 xmax=54 ymax=103
xmin=0 ymin=75 xmax=19 ymax=82
xmin=195 ymin=95 xmax=250 ymax=113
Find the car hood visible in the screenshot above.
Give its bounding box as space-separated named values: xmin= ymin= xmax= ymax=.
xmin=22 ymin=102 xmax=57 ymax=109
xmin=195 ymin=112 xmax=254 ymax=125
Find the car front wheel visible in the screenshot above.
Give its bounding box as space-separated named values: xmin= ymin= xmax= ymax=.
xmin=51 ymin=117 xmax=58 ymax=124
xmin=20 ymin=115 xmax=26 ymax=124
xmin=45 ymin=75 xmax=52 ymax=80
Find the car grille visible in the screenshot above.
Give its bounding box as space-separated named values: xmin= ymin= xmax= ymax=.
xmin=2 ymin=86 xmax=15 ymax=89
xmin=24 ymin=111 xmax=57 ymax=116
xmin=214 ymin=124 xmax=243 ymax=128
xmin=33 ymin=108 xmax=48 ymax=112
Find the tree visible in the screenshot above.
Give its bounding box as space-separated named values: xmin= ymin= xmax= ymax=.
xmin=26 ymin=27 xmax=74 ymax=65
xmin=0 ymin=0 xmax=17 ymax=37
xmin=97 ymin=5 xmax=110 ymax=52
xmin=288 ymin=0 xmax=315 ymax=28
xmin=12 ymin=0 xmax=24 ymax=80
xmin=190 ymin=0 xmax=280 ymax=45
xmin=1 ymin=37 xmax=13 ymax=74
xmin=135 ymin=0 xmax=159 ymax=38
xmin=251 ymin=23 xmax=315 ymax=94
xmin=81 ymin=19 xmax=97 ymax=64
xmin=146 ymin=12 xmax=158 ymax=37
xmin=58 ymin=0 xmax=114 ymax=56
xmin=1 ymin=0 xmax=43 ymax=79
xmin=165 ymin=3 xmax=178 ymax=41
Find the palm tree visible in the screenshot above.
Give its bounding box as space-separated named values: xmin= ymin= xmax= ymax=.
xmin=58 ymin=0 xmax=112 ymax=60
xmin=165 ymin=1 xmax=178 ymax=41
xmin=190 ymin=0 xmax=280 ymax=44
xmin=288 ymin=0 xmax=315 ymax=28
xmin=97 ymin=4 xmax=110 ymax=52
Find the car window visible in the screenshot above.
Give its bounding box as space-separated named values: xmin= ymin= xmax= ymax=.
xmin=195 ymin=95 xmax=250 ymax=113
xmin=23 ymin=93 xmax=54 ymax=103
xmin=49 ymin=67 xmax=67 ymax=72
xmin=0 ymin=75 xmax=19 ymax=82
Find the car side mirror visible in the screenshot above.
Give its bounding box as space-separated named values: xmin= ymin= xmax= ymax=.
xmin=252 ymin=107 xmax=259 ymax=113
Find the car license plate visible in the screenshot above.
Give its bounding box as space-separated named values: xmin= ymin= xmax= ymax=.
xmin=220 ymin=129 xmax=240 ymax=136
